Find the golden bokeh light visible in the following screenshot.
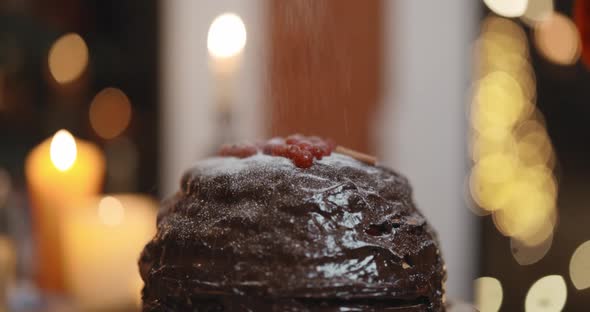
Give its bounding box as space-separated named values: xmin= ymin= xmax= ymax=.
xmin=478 ymin=31 xmax=527 ymax=57
xmin=469 ymin=13 xmax=558 ymax=251
xmin=474 ymin=277 xmax=503 ymax=312
xmin=473 ymin=153 xmax=519 ymax=184
xmin=514 ymin=120 xmax=554 ymax=167
xmin=98 ymin=196 xmax=125 ymax=226
xmin=481 ymin=16 xmax=527 ymax=40
xmin=492 ymin=185 xmax=555 ymax=238
xmin=476 ymin=44 xmax=529 ymax=77
xmin=48 ymin=33 xmax=89 ymax=84
xmin=525 ymin=275 xmax=567 ymax=312
xmin=483 ymin=0 xmax=528 ymax=18
xmin=519 ymin=165 xmax=557 ymax=199
xmin=511 ymin=232 xmax=553 ymax=265
xmin=50 ymin=129 xmax=77 ymax=171
xmin=570 ymin=240 xmax=590 ymax=290
xmin=469 ymin=170 xmax=505 ymax=212
xmin=475 ymin=125 xmax=513 ymax=142
xmin=521 ymin=0 xmax=554 ymax=26
xmin=534 ymin=12 xmax=581 ymax=65
xmin=89 ymin=87 xmax=132 ymax=140
xmin=472 ymin=71 xmax=528 ymax=130
xmin=516 ymin=133 xmax=553 ymax=167
xmin=470 ymin=132 xmax=517 ymax=162
xmin=207 ymin=13 xmax=247 ymax=59
xmin=518 ymin=67 xmax=537 ymax=102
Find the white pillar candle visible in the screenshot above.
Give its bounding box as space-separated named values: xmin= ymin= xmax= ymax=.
xmin=60 ymin=194 xmax=157 ymax=309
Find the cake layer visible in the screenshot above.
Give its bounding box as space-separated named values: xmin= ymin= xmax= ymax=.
xmin=140 ymin=153 xmax=446 ymax=311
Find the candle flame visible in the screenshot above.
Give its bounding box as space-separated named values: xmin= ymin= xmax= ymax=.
xmin=50 ymin=129 xmax=77 ymax=171
xmin=207 ymin=13 xmax=247 ymax=59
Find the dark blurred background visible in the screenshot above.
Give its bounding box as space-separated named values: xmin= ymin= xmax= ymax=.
xmin=0 ymin=0 xmax=159 ymax=194
xmin=478 ymin=0 xmax=590 ymax=311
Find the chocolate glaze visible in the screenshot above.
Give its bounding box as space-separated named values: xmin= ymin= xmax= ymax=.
xmin=139 ymin=153 xmax=446 ymax=311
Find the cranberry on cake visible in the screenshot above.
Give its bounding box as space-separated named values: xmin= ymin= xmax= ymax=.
xmin=139 ymin=135 xmax=446 ymax=311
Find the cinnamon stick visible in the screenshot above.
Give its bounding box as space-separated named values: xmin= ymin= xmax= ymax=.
xmin=335 ymin=146 xmax=377 ymax=166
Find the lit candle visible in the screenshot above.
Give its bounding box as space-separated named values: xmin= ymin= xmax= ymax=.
xmin=25 ymin=129 xmax=105 ymax=291
xmin=60 ymin=194 xmax=157 ymax=309
xmin=207 ymin=13 xmax=247 ymax=143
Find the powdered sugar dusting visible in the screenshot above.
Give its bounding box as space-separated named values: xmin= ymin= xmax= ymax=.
xmin=196 ymin=153 xmax=294 ymax=176
xmin=193 ymin=152 xmax=380 ymax=178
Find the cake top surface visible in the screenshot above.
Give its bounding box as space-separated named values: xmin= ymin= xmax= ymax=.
xmin=141 ymin=136 xmax=445 ymax=310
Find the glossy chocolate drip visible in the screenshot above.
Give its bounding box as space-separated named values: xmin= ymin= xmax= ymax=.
xmin=140 ymin=153 xmax=446 ymax=311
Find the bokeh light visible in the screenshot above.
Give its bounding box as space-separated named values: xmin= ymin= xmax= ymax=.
xmin=525 ymin=275 xmax=567 ymax=312
xmin=469 ymin=14 xmax=559 ymax=261
xmin=89 ymin=87 xmax=132 ymax=140
xmin=50 ymin=129 xmax=77 ymax=171
xmin=481 ymin=16 xmax=527 ymax=40
xmin=471 ymin=71 xmax=528 ymax=130
xmin=483 ymin=0 xmax=528 ymax=18
xmin=473 ymin=152 xmax=519 ymax=184
xmin=474 ymin=276 xmax=503 ymax=312
xmin=492 ymin=185 xmax=555 ymax=239
xmin=570 ymin=240 xmax=590 ymax=290
xmin=207 ymin=13 xmax=247 ymax=59
xmin=98 ymin=196 xmax=125 ymax=226
xmin=534 ymin=12 xmax=581 ymax=65
xmin=511 ymin=232 xmax=553 ymax=265
xmin=521 ymin=0 xmax=554 ymax=26
xmin=470 ymin=132 xmax=516 ymax=163
xmin=48 ymin=33 xmax=89 ymax=84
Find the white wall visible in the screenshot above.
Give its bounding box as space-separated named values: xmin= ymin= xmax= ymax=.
xmin=160 ymin=0 xmax=264 ymax=196
xmin=379 ymin=0 xmax=478 ymax=301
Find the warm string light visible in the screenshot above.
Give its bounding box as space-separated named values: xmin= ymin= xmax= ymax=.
xmin=89 ymin=88 xmax=132 ymax=140
xmin=521 ymin=0 xmax=554 ymax=26
xmin=484 ymin=0 xmax=581 ymax=67
xmin=474 ymin=277 xmax=503 ymax=312
xmin=48 ymin=33 xmax=89 ymax=84
xmin=570 ymin=240 xmax=590 ymax=290
xmin=510 ymin=231 xmax=553 ymax=265
xmin=97 ymin=196 xmax=125 ymax=226
xmin=469 ymin=16 xmax=558 ymax=261
xmin=534 ymin=12 xmax=581 ymax=65
xmin=525 ymin=275 xmax=567 ymax=311
xmin=483 ymin=0 xmax=529 ymax=18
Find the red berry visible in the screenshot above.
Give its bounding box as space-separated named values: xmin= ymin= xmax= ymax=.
xmin=218 ymin=144 xmax=233 ymax=156
xmin=293 ymin=150 xmax=313 ymax=168
xmin=287 ymin=145 xmax=301 ymax=158
xmin=296 ymin=141 xmax=312 ymax=151
xmin=221 ymin=135 xmax=334 ymax=168
xmin=218 ymin=143 xmax=257 ymax=158
xmin=262 ymin=143 xmax=275 ymax=154
xmin=309 ymin=146 xmax=324 ymax=159
xmin=238 ymin=144 xmax=257 ymax=158
xmin=271 ymin=144 xmax=288 ymax=157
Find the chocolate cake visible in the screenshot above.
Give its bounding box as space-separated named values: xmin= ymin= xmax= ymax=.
xmin=139 ymin=135 xmax=447 ymax=311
